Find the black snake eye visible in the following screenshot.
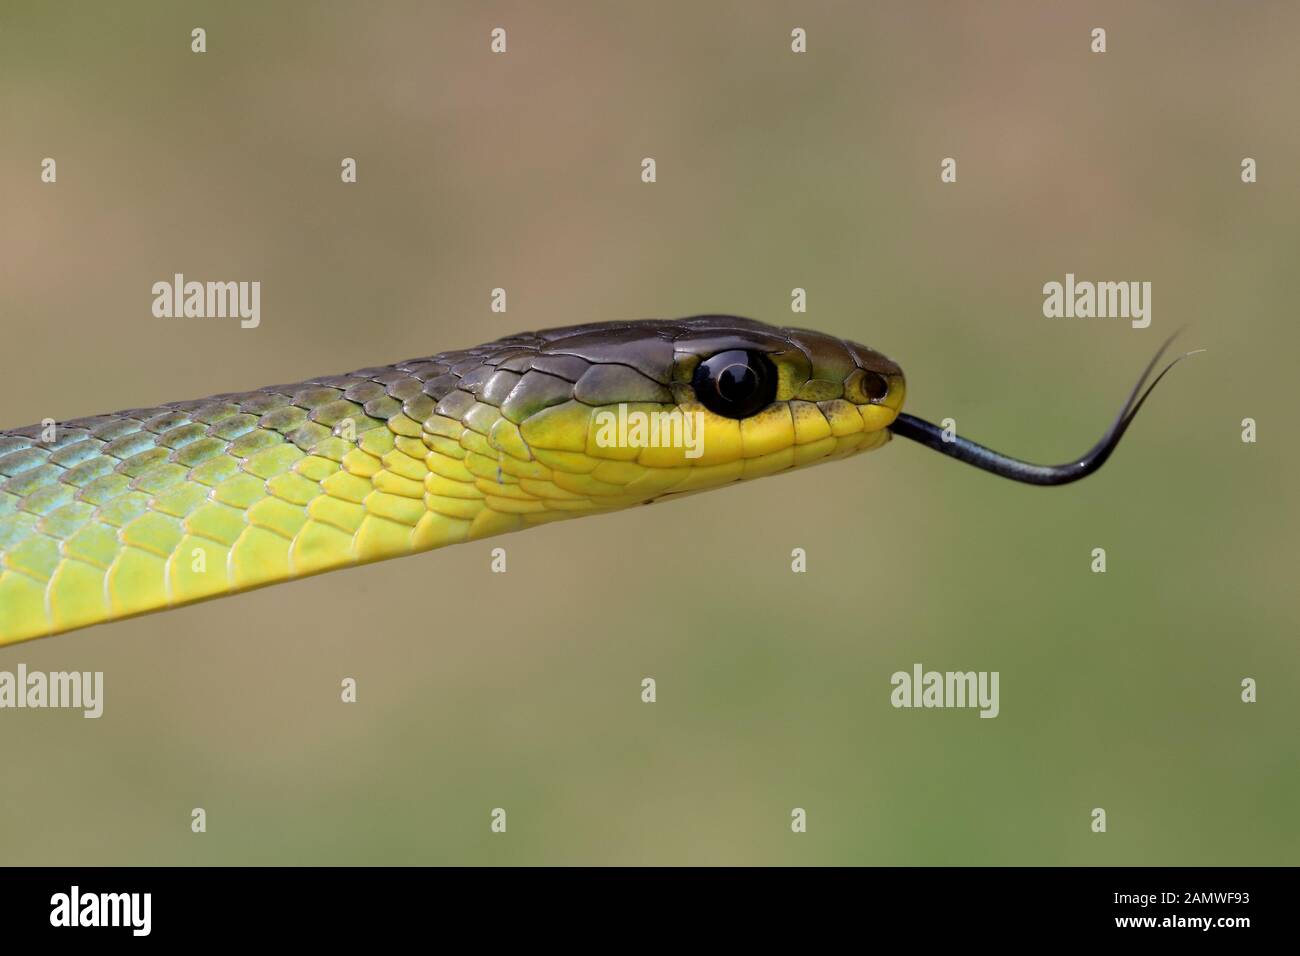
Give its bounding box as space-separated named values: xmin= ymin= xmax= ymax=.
xmin=692 ymin=350 xmax=777 ymax=418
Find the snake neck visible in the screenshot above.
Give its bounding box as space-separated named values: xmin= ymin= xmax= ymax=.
xmin=0 ymin=319 xmax=901 ymax=645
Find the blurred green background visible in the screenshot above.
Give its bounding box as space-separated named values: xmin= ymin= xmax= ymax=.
xmin=1 ymin=1 xmax=1296 ymax=865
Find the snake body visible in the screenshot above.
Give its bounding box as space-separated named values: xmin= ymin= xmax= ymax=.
xmin=0 ymin=316 xmax=904 ymax=645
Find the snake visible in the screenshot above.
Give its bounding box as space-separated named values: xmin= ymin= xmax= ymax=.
xmin=0 ymin=315 xmax=1194 ymax=646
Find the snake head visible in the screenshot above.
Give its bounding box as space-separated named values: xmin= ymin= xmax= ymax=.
xmin=0 ymin=313 xmax=1193 ymax=646
xmin=422 ymin=316 xmax=907 ymax=529
xmin=669 ymin=314 xmax=906 ymax=436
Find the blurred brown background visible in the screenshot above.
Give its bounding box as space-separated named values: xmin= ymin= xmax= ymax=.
xmin=1 ymin=1 xmax=1297 ymax=864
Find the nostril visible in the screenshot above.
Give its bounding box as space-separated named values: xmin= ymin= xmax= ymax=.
xmin=861 ymin=371 xmax=889 ymax=402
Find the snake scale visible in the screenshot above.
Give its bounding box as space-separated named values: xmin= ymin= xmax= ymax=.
xmin=0 ymin=316 xmax=909 ymax=645
xmin=0 ymin=313 xmax=1191 ymax=645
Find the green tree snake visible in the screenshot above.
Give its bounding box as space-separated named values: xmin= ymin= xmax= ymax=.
xmin=0 ymin=315 xmax=1192 ymax=645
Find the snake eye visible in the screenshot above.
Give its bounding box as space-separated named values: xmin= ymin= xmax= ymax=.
xmin=692 ymin=349 xmax=777 ymax=419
